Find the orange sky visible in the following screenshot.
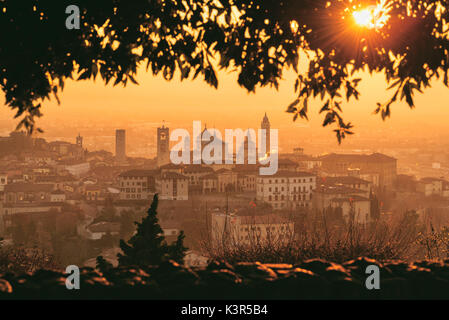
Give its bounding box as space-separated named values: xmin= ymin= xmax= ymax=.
xmin=1 ymin=65 xmax=449 ymax=140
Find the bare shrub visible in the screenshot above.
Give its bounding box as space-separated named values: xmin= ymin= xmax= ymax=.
xmin=202 ymin=210 xmax=421 ymax=264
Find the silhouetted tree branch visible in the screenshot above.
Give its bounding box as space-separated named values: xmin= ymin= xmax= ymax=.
xmin=1 ymin=0 xmax=447 ymax=141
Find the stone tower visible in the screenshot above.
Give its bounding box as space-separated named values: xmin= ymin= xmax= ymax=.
xmin=261 ymin=112 xmax=270 ymax=154
xmin=157 ymin=124 xmax=170 ymax=167
xmin=76 ymin=133 xmax=83 ymax=148
xmin=115 ymin=129 xmax=126 ymax=163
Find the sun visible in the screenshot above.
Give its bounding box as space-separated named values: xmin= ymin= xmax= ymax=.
xmin=353 ymin=8 xmax=375 ymax=28
xmin=352 ymin=1 xmax=392 ymax=30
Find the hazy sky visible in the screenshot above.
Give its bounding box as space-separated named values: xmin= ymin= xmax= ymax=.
xmin=1 ymin=65 xmax=449 ymax=140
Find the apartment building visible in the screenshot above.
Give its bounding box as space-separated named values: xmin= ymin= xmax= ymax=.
xmin=156 ymin=172 xmax=189 ymax=200
xmin=118 ymin=169 xmax=157 ymax=200
xmin=256 ymin=171 xmax=316 ymax=210
xmin=211 ymin=213 xmax=294 ymax=247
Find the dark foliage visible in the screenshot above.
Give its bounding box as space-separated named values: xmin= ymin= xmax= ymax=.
xmin=117 ymin=194 xmax=188 ymax=267
xmin=1 ymin=1 xmax=448 ymax=141
xmin=2 ymin=258 xmax=449 ymax=299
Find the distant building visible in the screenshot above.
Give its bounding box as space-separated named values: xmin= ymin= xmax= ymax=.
xmin=313 ymin=185 xmax=371 ymax=224
xmin=3 ymin=183 xmax=55 ymax=204
xmin=76 ymin=133 xmax=83 ymax=149
xmin=156 ymin=172 xmax=189 ymax=200
xmin=50 ymin=190 xmax=66 ymax=202
xmin=395 ymin=174 xmax=417 ymax=192
xmin=211 ymin=213 xmax=294 ymax=247
xmin=84 ymin=185 xmax=102 ymax=201
xmin=0 ymin=173 xmax=7 ymax=192
xmin=261 ymin=113 xmax=271 ymax=154
xmin=200 ymin=173 xmax=218 ymax=193
xmin=216 ymin=168 xmax=239 ymax=192
xmin=319 ymin=153 xmax=397 ymax=188
xmin=233 ymin=164 xmax=258 ymax=192
xmin=118 ymin=169 xmax=157 ymax=200
xmin=417 ymin=177 xmax=444 ymax=197
xmin=328 ymin=196 xmax=371 ymax=225
xmin=319 ymin=176 xmax=372 ymax=193
xmin=60 ymin=160 xmax=90 ymax=177
xmin=115 ymin=129 xmax=126 ymax=163
xmin=282 ymin=149 xmax=321 ymax=171
xmin=277 ymin=158 xmax=298 ymax=172
xmin=256 ymin=171 xmax=316 ymax=210
xmin=157 ymin=125 xmax=170 ymax=167
xmin=48 ymin=140 xmax=84 ymax=159
xmin=182 ymin=165 xmax=214 ymax=193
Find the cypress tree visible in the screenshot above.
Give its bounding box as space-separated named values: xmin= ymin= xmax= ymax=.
xmin=117 ymin=194 xmax=187 ymax=267
xmin=168 ymin=230 xmax=188 ymax=264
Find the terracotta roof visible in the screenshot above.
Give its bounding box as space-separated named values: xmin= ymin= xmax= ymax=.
xmin=314 ymin=185 xmax=366 ymax=195
xmin=35 ymin=175 xmax=76 ymax=183
xmin=321 ymin=176 xmax=370 ymax=185
xmin=278 ymin=158 xmax=298 ymax=166
xmin=319 ymin=153 xmax=396 ymax=162
xmin=118 ymin=169 xmax=158 ymax=177
xmin=183 ymin=165 xmax=214 ymax=174
xmin=420 ymin=177 xmax=444 ymax=183
xmin=160 ymin=163 xmax=183 ymax=169
xmin=160 ymin=172 xmax=188 ymax=180
xmin=259 ymin=171 xmax=315 ymax=178
xmin=4 ymin=183 xmax=54 ymax=193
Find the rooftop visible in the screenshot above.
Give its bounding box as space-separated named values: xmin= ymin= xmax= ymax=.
xmin=259 ymin=170 xmax=315 ymax=178
xmin=319 ymin=152 xmax=396 ymax=163
xmin=118 ymin=169 xmax=158 ymax=178
xmin=321 ymin=176 xmax=371 ymax=185
xmin=4 ymin=182 xmax=54 ymax=193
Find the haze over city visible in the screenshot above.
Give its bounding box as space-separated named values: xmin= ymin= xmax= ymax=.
xmin=3 ymin=68 xmax=449 ymax=159
xmin=3 ymin=0 xmax=449 ymax=304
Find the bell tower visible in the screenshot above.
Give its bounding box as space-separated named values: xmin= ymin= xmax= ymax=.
xmin=261 ymin=112 xmax=270 ymax=154
xmin=76 ymin=133 xmax=83 ymax=148
xmin=157 ymin=124 xmax=170 ymax=167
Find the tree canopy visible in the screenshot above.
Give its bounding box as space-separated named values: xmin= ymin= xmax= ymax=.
xmin=2 ymin=0 xmax=449 ymax=141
